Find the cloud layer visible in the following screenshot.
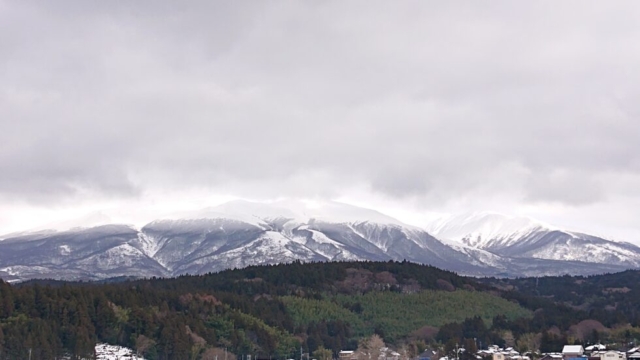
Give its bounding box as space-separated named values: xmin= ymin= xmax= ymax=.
xmin=2 ymin=1 xmax=640 ymax=240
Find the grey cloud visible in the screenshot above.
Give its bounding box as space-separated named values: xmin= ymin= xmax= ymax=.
xmin=2 ymin=1 xmax=640 ymax=210
xmin=524 ymin=170 xmax=606 ymax=206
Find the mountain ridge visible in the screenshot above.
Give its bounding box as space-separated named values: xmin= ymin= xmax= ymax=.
xmin=428 ymin=211 xmax=640 ymax=268
xmin=0 ymin=200 xmax=638 ymax=282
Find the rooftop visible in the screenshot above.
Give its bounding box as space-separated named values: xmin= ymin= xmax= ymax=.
xmin=563 ymin=346 xmax=584 ymax=354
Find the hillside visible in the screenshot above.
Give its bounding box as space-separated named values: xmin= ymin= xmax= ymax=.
xmin=480 ymin=270 xmax=640 ymax=327
xmin=1 ymin=261 xmax=640 ymax=360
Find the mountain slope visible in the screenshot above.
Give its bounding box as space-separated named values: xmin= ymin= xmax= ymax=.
xmin=0 ymin=201 xmax=501 ymax=280
xmin=429 ymin=212 xmax=640 ymax=268
xmin=0 ymin=202 xmax=639 ymax=281
xmin=0 ymin=225 xmax=169 ymax=281
xmin=139 ymin=200 xmax=498 ymax=276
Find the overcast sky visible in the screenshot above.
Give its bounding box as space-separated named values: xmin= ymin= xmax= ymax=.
xmin=1 ymin=1 xmax=640 ymax=242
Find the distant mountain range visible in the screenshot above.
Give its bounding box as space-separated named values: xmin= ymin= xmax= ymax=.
xmin=1 ymin=200 xmax=638 ymax=282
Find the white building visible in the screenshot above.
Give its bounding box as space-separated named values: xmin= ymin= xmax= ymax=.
xmin=592 ymin=351 xmax=626 ymax=360
xmin=562 ymin=345 xmax=584 ymax=360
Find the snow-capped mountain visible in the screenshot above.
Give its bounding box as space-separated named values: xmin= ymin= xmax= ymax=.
xmin=0 ymin=224 xmax=169 ymax=281
xmin=139 ymin=200 xmax=494 ymax=276
xmin=428 ymin=212 xmax=547 ymax=249
xmin=428 ymin=212 xmax=640 ymax=268
xmin=0 ymin=202 xmax=638 ymax=282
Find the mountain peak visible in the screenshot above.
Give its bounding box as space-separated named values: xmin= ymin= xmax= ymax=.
xmin=427 ymin=211 xmax=548 ymax=247
xmin=2 ymin=203 xmax=640 ymax=282
xmin=200 ymin=199 xmax=407 ymax=226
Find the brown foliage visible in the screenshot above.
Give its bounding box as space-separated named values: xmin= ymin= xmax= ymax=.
xmin=135 ymin=334 xmax=155 ymax=355
xmin=338 ymin=268 xmax=375 ymax=293
xmin=410 ymin=326 xmax=439 ymax=342
xmin=547 ymin=326 xmax=562 ymax=336
xmin=375 ymin=271 xmax=398 ymax=286
xmin=185 ymin=325 xmax=207 ymax=347
xmin=400 ymin=279 xmax=421 ymax=294
xmin=196 ymin=293 xmax=222 ymax=305
xmin=202 ymin=347 xmax=237 ymax=360
xmin=179 ymin=293 xmax=194 ymax=306
xmin=568 ymin=319 xmax=607 ymax=341
xmin=436 ymin=279 xmax=455 ymax=292
xmin=462 ymin=284 xmax=475 ymax=292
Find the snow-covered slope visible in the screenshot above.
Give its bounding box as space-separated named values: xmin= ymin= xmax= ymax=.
xmin=427 ymin=212 xmax=547 ymax=249
xmin=428 ymin=212 xmax=640 ymax=268
xmin=141 ymin=200 xmax=494 ymax=276
xmin=210 ymin=199 xmax=406 ymax=226
xmin=0 ymin=225 xmax=169 ymax=281
xmin=1 ymin=202 xmax=639 ymax=282
xmin=0 ymin=201 xmax=500 ymax=280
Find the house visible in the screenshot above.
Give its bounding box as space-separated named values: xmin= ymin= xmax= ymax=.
xmin=563 ymin=346 xmax=585 ymax=360
xmin=539 ymin=355 xmax=563 ymax=360
xmin=493 ymin=353 xmax=506 ymax=360
xmin=508 ymin=355 xmax=529 ymax=360
xmin=627 ymin=353 xmax=640 ymax=360
xmin=586 ymin=345 xmax=607 ymax=354
xmin=591 ymin=351 xmax=626 ymax=360
xmin=475 ymin=344 xmax=531 ymax=360
xmin=339 ymin=351 xmax=357 ymax=360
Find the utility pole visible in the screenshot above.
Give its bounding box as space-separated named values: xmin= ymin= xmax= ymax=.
xmin=29 ymin=348 xmax=32 ymax=360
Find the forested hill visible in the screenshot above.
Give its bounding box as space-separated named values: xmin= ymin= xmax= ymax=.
xmin=480 ymin=270 xmax=640 ymax=325
xmin=1 ymin=261 xmax=640 ymax=360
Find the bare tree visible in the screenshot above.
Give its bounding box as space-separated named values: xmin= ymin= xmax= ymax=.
xmin=358 ymin=335 xmax=385 ymax=360
xmin=135 ymin=335 xmax=155 ymax=356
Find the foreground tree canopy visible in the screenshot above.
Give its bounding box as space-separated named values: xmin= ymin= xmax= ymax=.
xmin=1 ymin=261 xmax=640 ymax=360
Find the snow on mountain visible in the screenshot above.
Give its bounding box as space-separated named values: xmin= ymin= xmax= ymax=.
xmin=1 ymin=202 xmax=640 ymax=282
xmin=427 ymin=212 xmax=547 ymax=249
xmin=208 ymin=199 xmax=407 ymax=226
xmin=446 ymin=242 xmax=508 ymax=270
xmin=428 ymin=211 xmax=640 ymax=268
xmin=0 ymin=225 xmax=169 ymax=281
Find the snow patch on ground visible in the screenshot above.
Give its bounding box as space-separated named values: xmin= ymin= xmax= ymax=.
xmin=96 ymin=343 xmax=145 ymax=360
xmin=0 ymin=265 xmax=50 ymax=276
xmin=59 ymin=244 xmax=71 ymax=255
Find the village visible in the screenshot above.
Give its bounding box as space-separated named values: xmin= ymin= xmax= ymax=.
xmin=334 ymin=344 xmax=640 ymax=360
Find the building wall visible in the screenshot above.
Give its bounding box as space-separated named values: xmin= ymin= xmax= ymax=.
xmin=596 ymin=352 xmax=625 ymax=360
